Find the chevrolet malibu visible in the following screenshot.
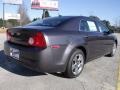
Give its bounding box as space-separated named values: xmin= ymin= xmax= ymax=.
xmin=4 ymin=16 xmax=117 ymax=78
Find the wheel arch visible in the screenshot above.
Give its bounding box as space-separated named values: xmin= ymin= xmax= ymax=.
xmin=62 ymin=44 xmax=87 ymax=72
xmin=62 ymin=45 xmax=87 ymax=77
xmin=76 ymin=46 xmax=87 ymax=63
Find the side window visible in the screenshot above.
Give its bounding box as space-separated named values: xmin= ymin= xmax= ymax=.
xmin=79 ymin=20 xmax=89 ymax=31
xmin=97 ymin=22 xmax=109 ymax=33
xmin=87 ymin=21 xmax=98 ymax=32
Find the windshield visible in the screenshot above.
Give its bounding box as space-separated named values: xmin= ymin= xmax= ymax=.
xmin=27 ymin=17 xmax=72 ymax=27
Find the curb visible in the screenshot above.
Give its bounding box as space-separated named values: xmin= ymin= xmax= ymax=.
xmin=117 ymin=63 xmax=120 ymax=90
xmin=117 ymin=47 xmax=120 ymax=90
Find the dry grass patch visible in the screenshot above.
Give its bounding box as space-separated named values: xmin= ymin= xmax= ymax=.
xmin=0 ymin=28 xmax=7 ymax=33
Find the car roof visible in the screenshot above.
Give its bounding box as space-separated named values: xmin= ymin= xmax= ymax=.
xmin=52 ymin=16 xmax=100 ymax=22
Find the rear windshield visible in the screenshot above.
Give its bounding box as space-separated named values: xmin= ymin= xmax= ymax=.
xmin=27 ymin=17 xmax=72 ymax=27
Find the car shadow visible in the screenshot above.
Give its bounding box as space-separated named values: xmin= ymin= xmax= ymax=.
xmin=50 ymin=72 xmax=67 ymax=78
xmin=0 ymin=50 xmax=46 ymax=77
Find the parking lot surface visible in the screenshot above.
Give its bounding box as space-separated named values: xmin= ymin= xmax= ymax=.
xmin=0 ymin=33 xmax=120 ymax=90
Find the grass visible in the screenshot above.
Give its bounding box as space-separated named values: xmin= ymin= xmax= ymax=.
xmin=0 ymin=28 xmax=7 ymax=33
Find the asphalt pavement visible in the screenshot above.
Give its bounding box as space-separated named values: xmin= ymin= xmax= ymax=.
xmin=0 ymin=33 xmax=120 ymax=90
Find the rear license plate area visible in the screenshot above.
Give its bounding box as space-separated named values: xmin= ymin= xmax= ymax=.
xmin=10 ymin=48 xmax=20 ymax=60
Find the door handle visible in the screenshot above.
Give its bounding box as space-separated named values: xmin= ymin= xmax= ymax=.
xmin=84 ymin=36 xmax=88 ymax=38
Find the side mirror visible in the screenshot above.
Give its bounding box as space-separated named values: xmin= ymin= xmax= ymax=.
xmin=109 ymin=29 xmax=114 ymax=33
xmin=103 ymin=31 xmax=111 ymax=35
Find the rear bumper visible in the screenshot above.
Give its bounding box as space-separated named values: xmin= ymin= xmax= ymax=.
xmin=4 ymin=42 xmax=66 ymax=72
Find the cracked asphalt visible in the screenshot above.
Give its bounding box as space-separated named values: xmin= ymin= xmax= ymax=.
xmin=0 ymin=33 xmax=120 ymax=90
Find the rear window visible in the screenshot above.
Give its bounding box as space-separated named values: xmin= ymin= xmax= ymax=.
xmin=27 ymin=17 xmax=72 ymax=27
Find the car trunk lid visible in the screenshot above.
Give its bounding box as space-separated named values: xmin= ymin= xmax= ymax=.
xmin=7 ymin=26 xmax=54 ymax=47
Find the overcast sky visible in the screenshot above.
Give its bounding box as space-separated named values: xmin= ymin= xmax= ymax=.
xmin=0 ymin=0 xmax=120 ymax=25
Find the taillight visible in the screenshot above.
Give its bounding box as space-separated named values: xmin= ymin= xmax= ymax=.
xmin=7 ymin=30 xmax=11 ymax=41
xmin=28 ymin=32 xmax=46 ymax=48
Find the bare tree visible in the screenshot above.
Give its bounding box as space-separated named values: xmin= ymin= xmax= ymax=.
xmin=18 ymin=3 xmax=30 ymax=25
xmin=89 ymin=15 xmax=100 ymax=20
xmin=114 ymin=16 xmax=120 ymax=27
xmin=117 ymin=17 xmax=120 ymax=27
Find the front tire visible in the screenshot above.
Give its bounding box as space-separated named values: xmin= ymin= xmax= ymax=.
xmin=64 ymin=49 xmax=85 ymax=78
xmin=107 ymin=42 xmax=117 ymax=57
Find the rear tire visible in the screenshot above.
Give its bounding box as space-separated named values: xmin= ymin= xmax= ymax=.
xmin=64 ymin=49 xmax=85 ymax=78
